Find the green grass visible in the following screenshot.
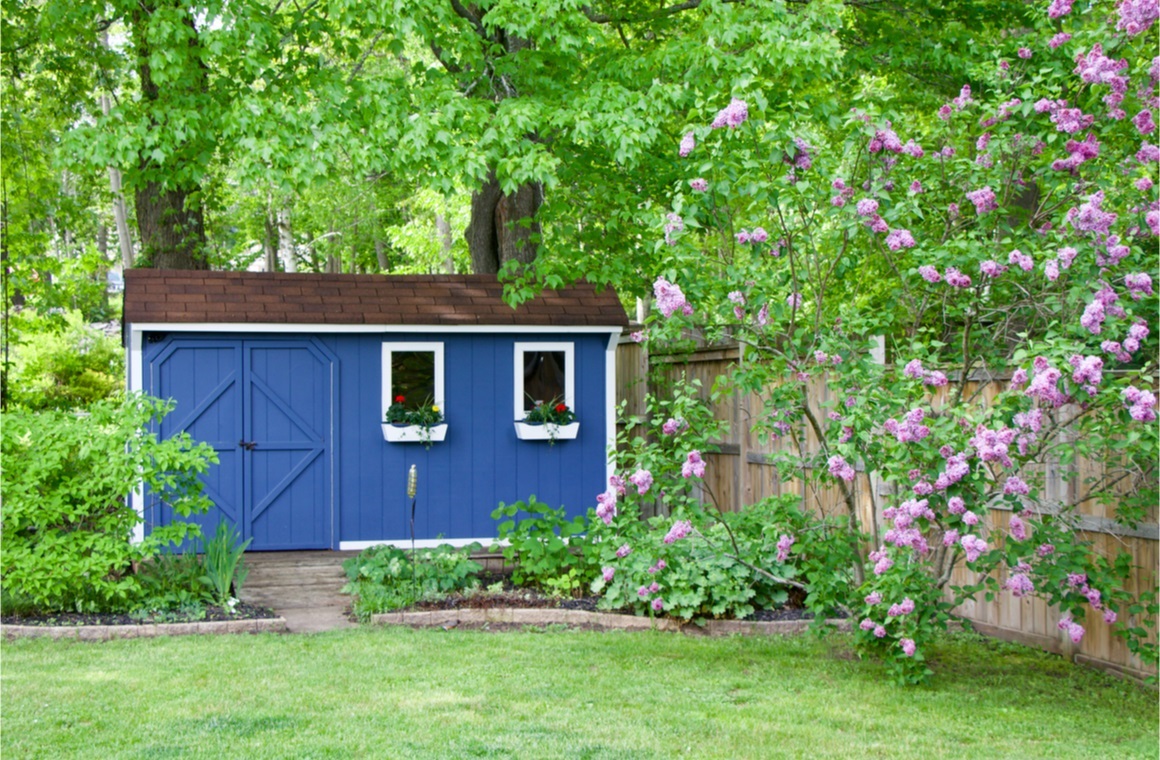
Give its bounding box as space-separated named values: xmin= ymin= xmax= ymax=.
xmin=2 ymin=628 xmax=1155 ymax=759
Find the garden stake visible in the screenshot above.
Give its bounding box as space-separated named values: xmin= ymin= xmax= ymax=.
xmin=407 ymin=464 xmax=418 ymax=601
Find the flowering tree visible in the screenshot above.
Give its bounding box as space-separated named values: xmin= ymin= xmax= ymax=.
xmin=599 ymin=0 xmax=1158 ymax=682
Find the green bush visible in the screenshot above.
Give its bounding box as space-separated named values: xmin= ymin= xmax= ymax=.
xmin=341 ymin=543 xmax=482 ymax=621
xmin=5 ymin=310 xmax=123 ymax=411
xmin=492 ymin=497 xmax=598 ymax=597
xmin=135 ymin=551 xmax=215 ymax=617
xmin=0 ymin=395 xmax=217 ymax=613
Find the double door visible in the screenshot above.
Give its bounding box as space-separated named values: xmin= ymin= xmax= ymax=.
xmin=148 ymin=338 xmax=334 ymax=550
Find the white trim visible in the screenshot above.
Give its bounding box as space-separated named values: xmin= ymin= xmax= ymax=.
xmin=127 ymin=322 xmax=622 ymax=335
xmin=605 ymin=332 xmax=618 ymax=487
xmin=130 ymin=328 xmax=145 ymax=544
xmin=382 ymin=342 xmax=445 ymax=424
xmin=513 ymin=341 xmax=575 ymax=420
xmin=340 ymin=537 xmax=507 ymax=551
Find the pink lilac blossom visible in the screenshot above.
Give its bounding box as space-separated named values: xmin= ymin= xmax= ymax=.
xmin=1105 ymin=609 xmax=1118 ymax=624
xmin=662 ymin=417 xmax=686 ymax=436
xmin=756 ymin=303 xmax=770 ymax=326
xmin=869 ymin=548 xmax=894 ymax=575
xmin=1138 ymin=177 xmax=1155 ymax=191
xmin=874 ymin=625 xmax=887 ymax=638
xmin=960 ymin=534 xmax=988 ymax=562
xmin=628 ymin=469 xmax=653 ymax=495
xmin=869 ymin=125 xmax=904 ymax=153
xmin=1018 ymin=47 xmax=1032 ymax=59
xmin=828 ymin=455 xmax=856 ymax=482
xmin=1026 ymin=364 xmax=1067 ymax=407
xmin=970 ymin=424 xmax=1018 ymax=467
xmin=1004 ymin=476 xmax=1031 ymax=496
xmin=919 ymin=266 xmax=941 ymax=283
xmin=751 ymin=227 xmax=769 ymax=243
xmin=860 ymin=618 xmax=876 ymax=631
xmin=910 ymin=181 xmax=923 ymax=193
xmin=1050 ymin=104 xmax=1093 ymax=134
xmin=934 ymin=454 xmax=970 ymax=490
xmin=1048 ymin=0 xmax=1075 ymax=18
xmin=776 ymin=534 xmax=795 ymax=562
xmin=1012 ymin=368 xmax=1028 ymax=386
xmin=602 ymin=567 xmax=615 ymax=582
xmin=1125 ymin=273 xmax=1154 ymax=299
xmin=902 ymin=140 xmax=925 ymax=157
xmin=904 ymin=359 xmax=925 ymax=379
xmin=689 ymin=178 xmax=708 ymax=192
xmin=1057 ymin=247 xmax=1078 ymax=268
xmin=938 ymin=105 xmax=952 ymax=120
xmin=868 ymin=216 xmax=889 ymax=233
xmin=654 ymin=277 xmax=691 ymax=317
xmin=1006 ymin=572 xmax=1035 ymax=598
xmin=1058 ymin=615 xmax=1085 ymax=643
xmin=963 ymin=511 xmax=980 ymax=526
xmin=1138 ymin=142 xmax=1160 ymax=163
xmin=1045 ymin=259 xmax=1060 ymax=281
xmin=966 ymin=186 xmax=998 ymax=214
xmin=651 ymin=597 xmax=664 ymax=612
xmin=681 ymin=450 xmax=706 ymax=479
xmin=1008 ymin=249 xmax=1034 ymax=271
xmin=1123 ymin=386 xmax=1158 ymax=422
xmin=1069 ymin=355 xmax=1104 ymax=388
xmin=1129 ymin=321 xmax=1150 ymax=343
xmin=616 ymin=544 xmax=632 ymax=558
xmin=735 ymin=230 xmax=751 ymax=244
xmin=648 ymin=581 xmax=659 ymax=593
xmin=1117 ymin=0 xmax=1159 ymax=35
xmin=945 ymin=267 xmax=972 ymax=288
xmin=787 ymin=292 xmax=803 ymax=309
xmin=637 ymin=586 xmax=650 ymax=598
xmin=1052 ymin=132 xmax=1100 ymax=170
xmin=980 ymin=260 xmax=1008 ymax=277
xmin=943 ymin=529 xmax=960 ymax=547
xmin=1048 ymin=32 xmax=1072 ymax=49
xmin=1134 ymin=109 xmax=1157 ymax=135
xmin=679 ymin=132 xmax=695 ymax=157
xmin=595 ymin=491 xmax=618 ymax=525
xmin=630 ymin=330 xmax=647 ymax=343
xmin=855 ymin=198 xmax=879 ymax=217
xmin=1037 ymin=543 xmax=1055 ymax=557
xmin=888 ymin=598 xmax=916 ymax=617
xmin=663 ymin=520 xmax=692 ymax=544
xmin=865 ymin=591 xmax=883 ymax=605
xmin=1080 ymin=300 xmax=1106 ymax=334
xmin=609 ymin=475 xmax=627 ymax=496
xmin=885 ymin=229 xmax=916 ymax=250
xmin=711 ymin=99 xmax=749 ymax=129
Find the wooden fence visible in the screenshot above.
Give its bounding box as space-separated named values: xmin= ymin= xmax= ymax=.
xmin=616 ymin=334 xmax=1158 ymax=679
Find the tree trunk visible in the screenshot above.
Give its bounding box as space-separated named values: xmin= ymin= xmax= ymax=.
xmin=99 ymin=32 xmax=136 ymax=269
xmin=436 ymin=212 xmax=454 ymax=274
xmin=466 ymin=171 xmax=542 ymax=274
xmin=277 ymin=205 xmax=295 ymax=272
xmin=263 ymin=200 xmax=277 ymax=272
xmin=132 ymin=2 xmax=208 ymax=269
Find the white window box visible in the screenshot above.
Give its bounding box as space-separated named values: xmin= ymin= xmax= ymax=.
xmin=514 ymin=421 xmax=579 ymax=441
xmin=382 ymin=423 xmax=448 ymax=443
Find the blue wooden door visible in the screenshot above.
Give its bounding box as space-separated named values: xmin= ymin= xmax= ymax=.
xmin=152 ymin=340 xmax=245 ymax=546
xmin=148 ymin=338 xmax=334 ymax=550
xmin=243 ymin=342 xmax=333 ymax=550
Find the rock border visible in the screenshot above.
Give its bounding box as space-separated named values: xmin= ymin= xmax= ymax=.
xmin=372 ymin=608 xmax=850 ymax=636
xmin=2 ymin=617 xmax=288 ymax=641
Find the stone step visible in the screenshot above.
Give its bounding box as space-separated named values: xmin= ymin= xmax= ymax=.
xmin=244 ymin=567 xmax=348 ymax=584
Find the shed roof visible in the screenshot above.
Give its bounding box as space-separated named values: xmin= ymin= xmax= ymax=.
xmin=123 ymin=270 xmax=628 ymax=328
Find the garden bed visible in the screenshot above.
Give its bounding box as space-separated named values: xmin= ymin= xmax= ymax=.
xmin=2 ymin=602 xmax=286 ymax=640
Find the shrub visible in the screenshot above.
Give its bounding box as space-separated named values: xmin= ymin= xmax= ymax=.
xmin=492 ymin=497 xmax=597 ymax=596
xmin=201 ymin=520 xmax=252 ymax=608
xmin=0 ymin=395 xmax=216 ymax=613
xmin=5 ymin=309 xmax=123 ymax=411
xmin=341 ymin=543 xmax=482 ymax=621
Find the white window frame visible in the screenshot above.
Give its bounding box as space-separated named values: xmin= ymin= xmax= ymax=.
xmin=513 ymin=341 xmax=575 ymax=421
xmin=382 ymin=342 xmax=445 ymax=422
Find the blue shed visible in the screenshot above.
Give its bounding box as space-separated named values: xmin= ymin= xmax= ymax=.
xmin=123 ymin=270 xmax=628 ymax=551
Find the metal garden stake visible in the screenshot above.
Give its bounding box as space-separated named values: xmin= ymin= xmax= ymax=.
xmin=407 ymin=464 xmax=418 ymax=600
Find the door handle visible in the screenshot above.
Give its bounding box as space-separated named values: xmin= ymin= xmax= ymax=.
xmin=238 ymin=440 xmax=258 ymax=451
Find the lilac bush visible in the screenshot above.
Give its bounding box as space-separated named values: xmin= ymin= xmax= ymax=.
xmin=614 ymin=0 xmax=1157 ymax=682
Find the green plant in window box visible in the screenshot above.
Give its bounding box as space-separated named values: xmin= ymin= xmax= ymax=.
xmin=384 ymin=396 xmax=444 ymax=447
xmin=524 ymin=398 xmax=575 ymax=426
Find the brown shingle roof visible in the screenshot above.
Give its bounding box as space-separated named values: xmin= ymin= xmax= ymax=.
xmin=123 ymin=270 xmax=628 ymax=328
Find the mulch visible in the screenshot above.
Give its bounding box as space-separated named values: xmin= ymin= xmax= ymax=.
xmin=1 ymin=602 xmax=278 ymax=628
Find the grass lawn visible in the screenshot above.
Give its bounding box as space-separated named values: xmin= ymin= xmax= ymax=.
xmin=2 ymin=627 xmax=1155 ymax=759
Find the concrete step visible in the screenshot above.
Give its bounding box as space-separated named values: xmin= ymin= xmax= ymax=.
xmin=244 ymin=568 xmax=348 ymax=585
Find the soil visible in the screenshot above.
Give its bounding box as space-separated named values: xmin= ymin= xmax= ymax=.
xmin=399 ymin=572 xmax=845 ymax=622
xmin=1 ymin=602 xmax=278 ymax=628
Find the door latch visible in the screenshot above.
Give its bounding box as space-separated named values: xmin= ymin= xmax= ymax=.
xmin=238 ymin=440 xmax=258 ymax=451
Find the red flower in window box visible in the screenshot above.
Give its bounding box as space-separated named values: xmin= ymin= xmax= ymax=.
xmin=395 ymin=395 xmax=405 ymax=403
xmin=555 ymin=403 xmax=568 ymax=413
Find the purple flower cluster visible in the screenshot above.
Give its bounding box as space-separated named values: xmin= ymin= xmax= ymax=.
xmin=629 ymin=469 xmax=653 ymax=495
xmin=662 ymin=417 xmax=687 ymax=435
xmin=1117 ymin=0 xmax=1160 ymax=35
xmin=1052 ymin=133 xmax=1100 ymax=171
xmin=681 ymin=450 xmax=706 ymax=478
xmin=965 ymin=186 xmax=998 ymax=214
xmin=710 ymin=98 xmax=749 ymax=129
xmin=1124 ymin=272 xmax=1154 ymax=299
xmin=900 ymin=638 xmax=917 ymax=657
xmin=1048 ymin=0 xmax=1074 ymax=18
xmin=1003 ymin=476 xmax=1030 ymax=496
xmin=1074 ymin=44 xmax=1130 ymax=118
xmin=654 ymin=276 xmax=692 ymax=318
xmin=616 ymin=543 xmax=632 ymax=558
xmin=918 ymin=265 xmax=941 ymax=283
xmin=883 ymin=408 xmax=931 ymax=443
xmin=602 ymin=566 xmax=616 ymax=582
xmin=689 ymin=178 xmax=708 ymax=192
xmin=663 ymin=519 xmax=692 ymax=544
xmin=970 ymin=423 xmax=1017 ymax=467
xmin=1007 ymin=249 xmax=1034 ymax=271
xmin=1006 ymin=572 xmax=1035 ymax=598
xmin=1123 ymin=386 xmax=1157 ymax=422
xmin=1009 ymin=516 xmax=1029 ymax=541
xmin=869 ymin=547 xmax=894 ymax=575
xmin=1058 ymin=614 xmax=1085 ymax=643
xmin=882 ymin=498 xmax=935 ymax=554
xmin=887 ymin=597 xmax=915 ymax=617
xmin=679 ymin=131 xmax=695 ymax=157
xmin=776 ymin=534 xmax=795 ymax=563
xmin=980 ymin=260 xmax=1007 ymax=278
xmin=663 ymin=213 xmax=685 ymax=246
xmin=885 ymin=228 xmax=916 ymax=250
xmin=960 ymin=534 xmax=989 ymax=562
xmin=1069 ymin=354 xmax=1104 ymax=393
xmin=596 ymin=490 xmax=617 ymax=525
xmin=827 ymin=454 xmax=855 ymax=482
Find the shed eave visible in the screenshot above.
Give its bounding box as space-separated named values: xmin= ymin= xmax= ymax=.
xmin=124 ymin=321 xmax=625 ymax=334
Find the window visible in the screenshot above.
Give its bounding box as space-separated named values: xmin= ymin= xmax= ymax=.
xmin=513 ymin=342 xmax=574 ymax=420
xmin=382 ymin=342 xmax=444 ymax=420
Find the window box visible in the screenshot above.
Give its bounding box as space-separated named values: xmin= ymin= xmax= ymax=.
xmin=513 ymin=420 xmax=579 ymax=441
xmin=381 ymin=423 xmax=449 ymax=443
